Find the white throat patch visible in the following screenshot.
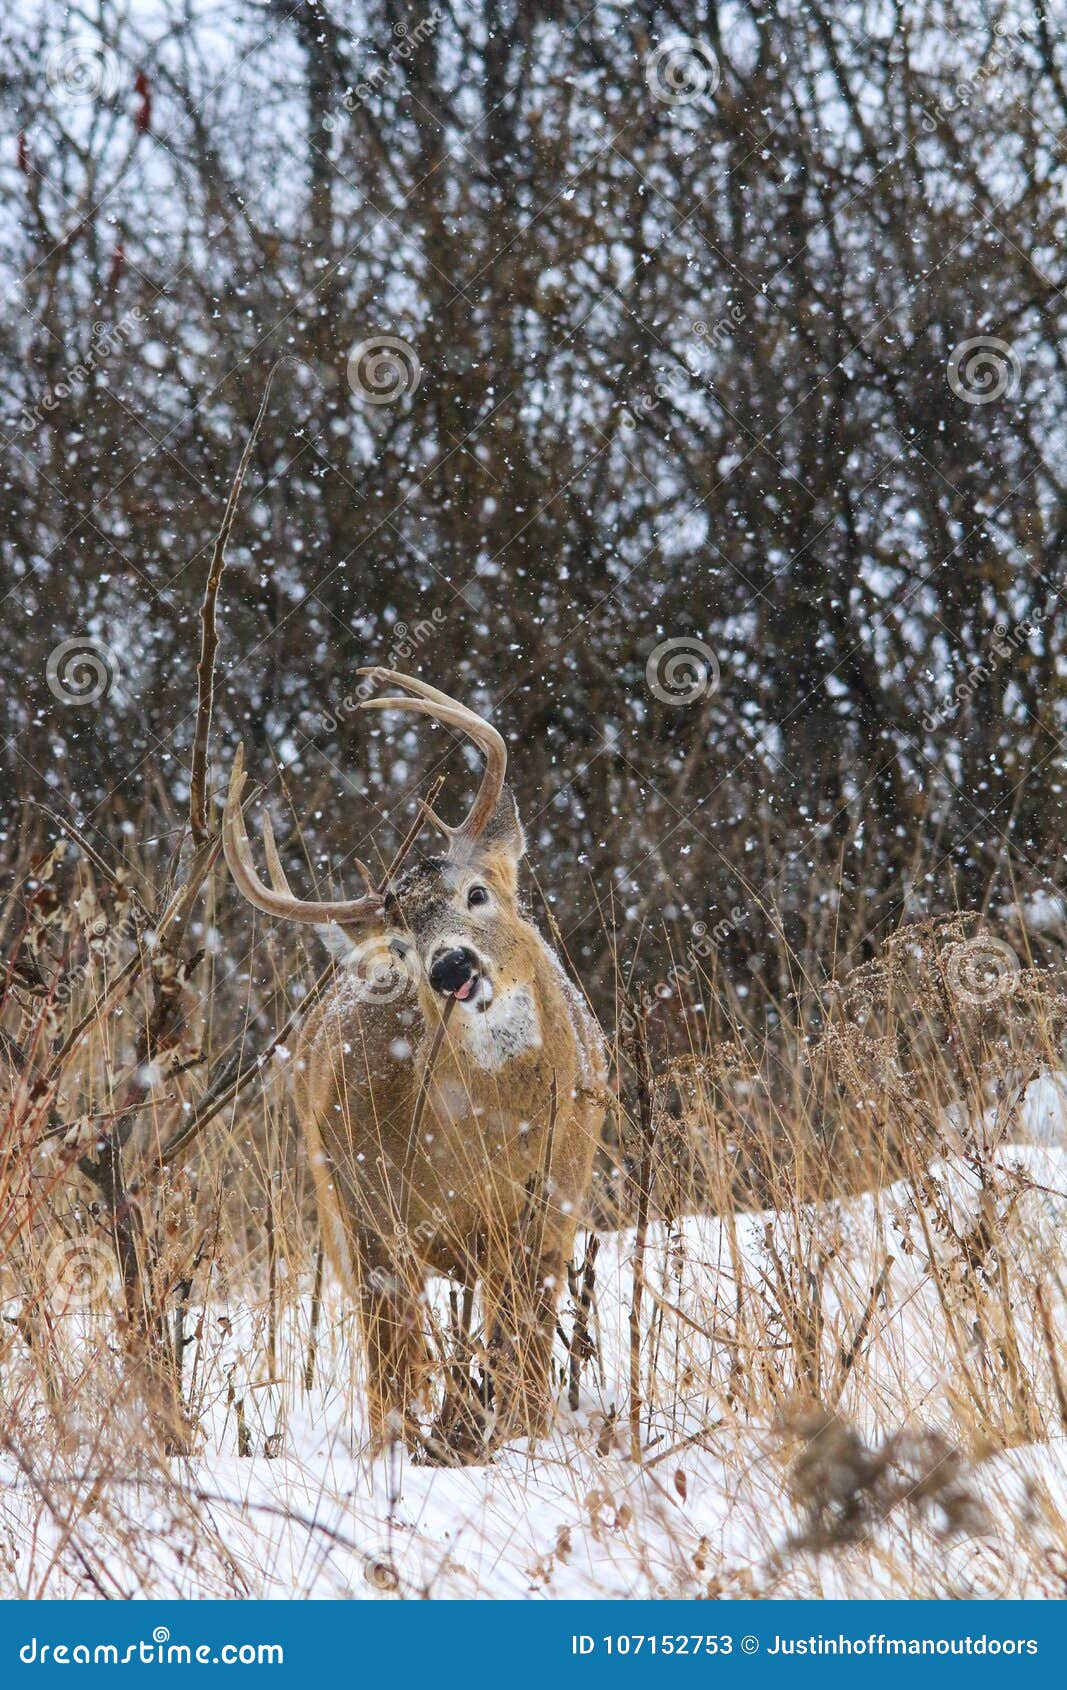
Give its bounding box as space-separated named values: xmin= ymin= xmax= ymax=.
xmin=458 ymin=982 xmax=543 ymax=1072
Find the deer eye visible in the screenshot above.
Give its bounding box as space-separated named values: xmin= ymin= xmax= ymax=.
xmin=467 ymin=885 xmax=490 ymax=909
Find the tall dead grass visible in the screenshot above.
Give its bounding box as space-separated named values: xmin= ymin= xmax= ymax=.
xmin=3 ymin=804 xmax=1067 ymax=1597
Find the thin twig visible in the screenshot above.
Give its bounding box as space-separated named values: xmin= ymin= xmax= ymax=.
xmin=406 ymin=995 xmax=456 ymax=1174
xmin=190 ymin=362 xmax=282 ymax=844
xmin=159 ymin=956 xmax=339 ymax=1167
xmin=567 ymin=1234 xmax=599 ymax=1412
xmin=385 ymin=775 xmax=444 ymax=883
xmin=1036 ymin=1281 xmax=1067 ymax=1432
xmin=831 ymin=1254 xmax=893 ymax=1406
xmin=37 ymin=807 xmax=156 ymax=926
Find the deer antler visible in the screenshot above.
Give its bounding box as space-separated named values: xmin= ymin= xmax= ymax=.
xmin=356 ymin=668 xmax=507 ymax=852
xmin=223 ymin=745 xmax=382 ymax=925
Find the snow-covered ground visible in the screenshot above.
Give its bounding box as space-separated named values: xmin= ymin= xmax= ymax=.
xmin=3 ymin=1100 xmax=1067 ymax=1601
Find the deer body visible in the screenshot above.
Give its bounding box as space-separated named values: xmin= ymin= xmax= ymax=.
xmin=224 ymin=671 xmax=606 ymax=1453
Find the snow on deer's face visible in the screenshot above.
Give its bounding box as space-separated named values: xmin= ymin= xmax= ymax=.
xmin=381 ymin=790 xmax=528 ymax=1016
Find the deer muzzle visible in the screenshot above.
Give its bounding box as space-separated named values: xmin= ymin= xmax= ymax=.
xmin=428 ymin=946 xmax=481 ymax=1001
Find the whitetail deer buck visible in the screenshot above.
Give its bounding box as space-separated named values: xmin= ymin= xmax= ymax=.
xmin=223 ymin=670 xmax=606 ymax=1457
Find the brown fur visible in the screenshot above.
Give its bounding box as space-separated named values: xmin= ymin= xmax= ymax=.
xmin=293 ymin=821 xmax=606 ymax=1453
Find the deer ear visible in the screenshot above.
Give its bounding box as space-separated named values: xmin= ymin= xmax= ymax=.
xmin=479 ymin=785 xmax=526 ymax=890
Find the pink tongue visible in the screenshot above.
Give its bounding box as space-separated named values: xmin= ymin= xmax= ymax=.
xmin=454 ymin=977 xmax=475 ymax=1001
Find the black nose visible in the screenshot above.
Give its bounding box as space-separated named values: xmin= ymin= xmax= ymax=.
xmin=428 ymin=946 xmax=478 ymax=995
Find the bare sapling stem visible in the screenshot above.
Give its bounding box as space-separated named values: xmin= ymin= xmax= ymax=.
xmin=304 ymin=1237 xmax=325 ymax=1392
xmin=189 ymin=361 xmax=281 ymax=846
xmin=627 ymin=1007 xmax=656 ymax=1464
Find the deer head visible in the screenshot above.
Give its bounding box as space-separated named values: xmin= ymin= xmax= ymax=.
xmin=222 ymin=669 xmax=528 ymax=1015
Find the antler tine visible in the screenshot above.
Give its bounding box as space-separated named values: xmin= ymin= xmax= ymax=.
xmin=223 ymin=744 xmax=383 ymax=925
xmin=260 ymin=808 xmax=295 ymax=896
xmin=262 ymin=807 xmax=378 ymax=901
xmin=351 ymin=856 xmax=380 ymax=898
xmin=357 ymin=667 xmax=480 ymax=718
xmin=357 ymin=668 xmax=507 ymax=849
xmin=416 ymin=795 xmax=452 ymax=840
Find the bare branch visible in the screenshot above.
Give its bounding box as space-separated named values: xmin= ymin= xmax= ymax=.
xmin=189 ymin=361 xmax=284 ymax=845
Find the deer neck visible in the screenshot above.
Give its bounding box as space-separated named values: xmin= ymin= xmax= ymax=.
xmin=420 ymin=976 xmax=543 ymax=1075
xmin=456 ymin=979 xmax=544 ymax=1072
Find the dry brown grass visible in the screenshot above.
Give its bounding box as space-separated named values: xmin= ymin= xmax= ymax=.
xmin=2 ymin=826 xmax=1067 ymax=1596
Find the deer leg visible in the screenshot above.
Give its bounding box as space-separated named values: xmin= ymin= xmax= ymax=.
xmin=483 ymin=1230 xmax=566 ymax=1444
xmin=355 ymin=1234 xmax=430 ymax=1453
xmin=424 ymin=1259 xmax=493 ymax=1464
